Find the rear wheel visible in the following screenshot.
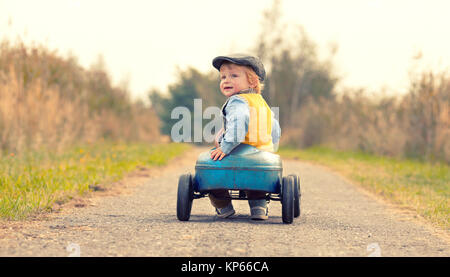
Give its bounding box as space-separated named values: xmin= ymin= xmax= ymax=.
xmin=177 ymin=173 xmax=194 ymax=221
xmin=289 ymin=174 xmax=301 ymax=218
xmin=281 ymin=176 xmax=295 ymax=224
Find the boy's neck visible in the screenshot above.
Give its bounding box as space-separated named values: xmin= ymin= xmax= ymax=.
xmin=230 ymin=88 xmax=256 ymax=96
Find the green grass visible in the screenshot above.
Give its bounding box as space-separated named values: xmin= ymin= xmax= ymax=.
xmin=0 ymin=141 xmax=190 ymax=220
xmin=278 ymin=146 xmax=449 ymax=230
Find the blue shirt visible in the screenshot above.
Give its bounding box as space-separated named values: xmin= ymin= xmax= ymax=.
xmin=218 ymin=95 xmax=281 ymax=154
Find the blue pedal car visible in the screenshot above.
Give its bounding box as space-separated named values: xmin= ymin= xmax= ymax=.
xmin=176 ymin=144 xmax=301 ymax=224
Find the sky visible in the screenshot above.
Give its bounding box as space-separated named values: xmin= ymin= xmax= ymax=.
xmin=1 ymin=0 xmax=450 ymax=101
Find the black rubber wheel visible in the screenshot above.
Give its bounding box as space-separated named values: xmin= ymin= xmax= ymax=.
xmin=176 ymin=173 xmax=194 ymax=221
xmin=281 ymin=176 xmax=295 ymax=224
xmin=289 ymin=174 xmax=301 ymax=218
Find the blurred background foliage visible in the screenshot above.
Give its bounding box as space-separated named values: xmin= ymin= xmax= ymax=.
xmin=149 ymin=0 xmax=449 ymax=163
xmin=0 ymin=40 xmax=161 ymax=154
xmin=0 ymin=0 xmax=448 ymax=164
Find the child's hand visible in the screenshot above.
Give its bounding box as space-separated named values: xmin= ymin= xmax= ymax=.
xmin=210 ymin=147 xmax=226 ymax=161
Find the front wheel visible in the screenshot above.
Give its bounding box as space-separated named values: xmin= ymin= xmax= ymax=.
xmin=281 ymin=176 xmax=295 ymax=224
xmin=177 ymin=173 xmax=194 ymax=221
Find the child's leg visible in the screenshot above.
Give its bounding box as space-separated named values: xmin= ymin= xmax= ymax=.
xmin=246 ymin=190 xmax=268 ymax=210
xmin=246 ymin=190 xmax=268 ymax=220
xmin=209 ymin=189 xmax=232 ymax=208
xmin=246 ymin=190 xmax=267 ymax=201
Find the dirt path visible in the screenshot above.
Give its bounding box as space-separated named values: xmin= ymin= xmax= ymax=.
xmin=0 ymin=146 xmax=448 ymax=257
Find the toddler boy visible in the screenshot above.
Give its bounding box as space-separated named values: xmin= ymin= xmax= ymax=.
xmin=209 ymin=54 xmax=281 ymax=220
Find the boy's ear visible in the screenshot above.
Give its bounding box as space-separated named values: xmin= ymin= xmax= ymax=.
xmin=249 ymin=76 xmax=258 ymax=88
xmin=247 ymin=76 xmax=256 ymax=88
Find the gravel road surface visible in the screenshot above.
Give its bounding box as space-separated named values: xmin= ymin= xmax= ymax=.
xmin=1 ymin=147 xmax=448 ymax=257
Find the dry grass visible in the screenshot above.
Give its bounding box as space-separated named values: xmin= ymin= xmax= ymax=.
xmin=281 ymin=70 xmax=450 ymax=163
xmin=0 ymin=39 xmax=181 ymax=220
xmin=0 ymin=40 xmax=161 ymax=155
xmin=0 ymin=68 xmax=90 ymax=153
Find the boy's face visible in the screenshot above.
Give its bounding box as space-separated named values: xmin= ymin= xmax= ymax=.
xmin=219 ymin=63 xmax=252 ymax=97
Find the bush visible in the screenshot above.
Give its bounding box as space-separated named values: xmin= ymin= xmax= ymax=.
xmin=0 ymin=40 xmax=161 ymax=155
xmin=281 ymin=70 xmax=450 ymax=164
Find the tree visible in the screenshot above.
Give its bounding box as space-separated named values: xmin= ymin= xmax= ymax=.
xmin=254 ymin=0 xmax=339 ymax=127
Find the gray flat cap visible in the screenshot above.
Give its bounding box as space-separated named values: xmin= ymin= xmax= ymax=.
xmin=212 ymin=54 xmax=266 ymax=82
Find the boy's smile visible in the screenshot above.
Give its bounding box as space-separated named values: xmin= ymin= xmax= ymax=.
xmin=219 ymin=63 xmax=252 ymax=97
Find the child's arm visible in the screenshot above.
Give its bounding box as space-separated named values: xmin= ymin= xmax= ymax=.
xmin=211 ymin=96 xmax=249 ymax=160
xmin=211 ymin=128 xmax=225 ymax=160
xmin=214 ymin=127 xmax=224 ymax=148
xmin=271 ymin=110 xmax=281 ymax=152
